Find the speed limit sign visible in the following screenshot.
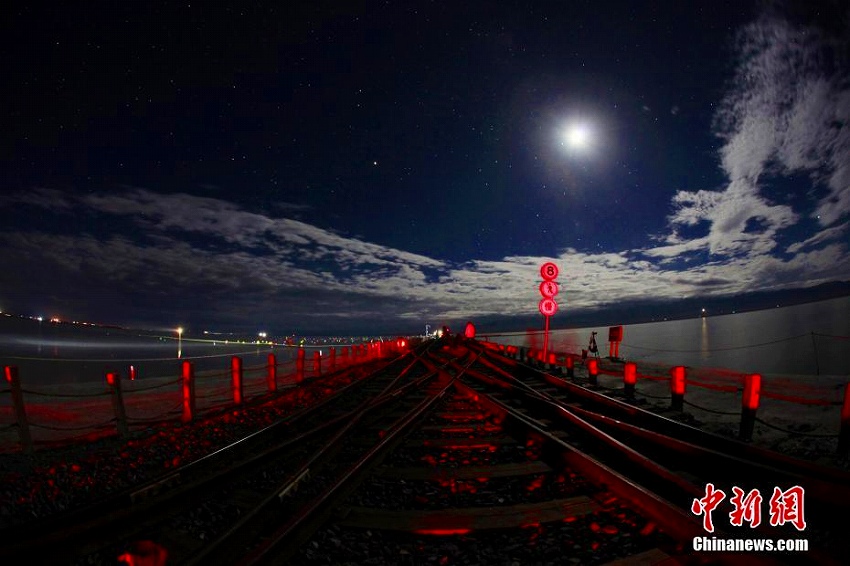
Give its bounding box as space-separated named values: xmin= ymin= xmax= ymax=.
xmin=539 ymin=298 xmax=558 ymax=316
xmin=540 ymin=262 xmax=559 ymax=281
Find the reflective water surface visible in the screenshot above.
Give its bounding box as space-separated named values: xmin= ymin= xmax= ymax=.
xmin=486 ymin=297 xmax=850 ymax=376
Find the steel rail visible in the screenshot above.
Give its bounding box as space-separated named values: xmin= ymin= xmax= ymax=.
xmin=448 ymin=379 xmax=708 ymax=540
xmin=235 ymin=352 xmax=476 ymax=565
xmin=477 ymin=344 xmax=850 ymax=489
xmin=0 ymin=348 xmax=424 ymax=562
xmin=184 ymin=357 xmax=444 ymax=565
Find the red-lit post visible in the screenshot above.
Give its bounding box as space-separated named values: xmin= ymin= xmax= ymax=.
xmin=740 ymin=373 xmax=761 ymax=441
xmin=341 ymin=346 xmax=349 ymax=364
xmin=566 ymin=355 xmax=575 ymax=380
xmin=623 ymin=362 xmax=637 ymax=400
xmin=587 ymin=358 xmax=599 ymax=386
xmin=838 ymin=383 xmax=850 ymax=457
xmin=313 ymin=350 xmax=321 ymax=376
xmin=266 ymin=353 xmax=277 ymax=393
xmin=296 ymin=348 xmax=305 ymax=383
xmin=4 ymin=366 xmax=32 ymax=454
xmin=548 ymin=352 xmax=557 ymax=373
xmin=106 ymin=372 xmax=129 ymax=438
xmin=670 ymin=366 xmax=686 ymax=412
xmin=181 ymin=361 xmax=195 ymax=423
xmin=129 ymin=365 xmax=137 ymax=381
xmin=329 ymin=347 xmax=336 ymax=372
xmin=231 ymin=356 xmax=243 ymax=405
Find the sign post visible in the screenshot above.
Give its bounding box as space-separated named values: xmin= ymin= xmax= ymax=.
xmin=538 ymin=262 xmax=560 ymax=363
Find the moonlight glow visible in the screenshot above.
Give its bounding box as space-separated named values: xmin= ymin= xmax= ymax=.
xmin=560 ymin=123 xmax=593 ymax=152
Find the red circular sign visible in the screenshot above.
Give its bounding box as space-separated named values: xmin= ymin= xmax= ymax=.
xmin=540 ymin=262 xmax=559 ymax=281
xmin=539 ymin=298 xmax=558 ymax=316
xmin=539 ymin=280 xmax=559 ymax=298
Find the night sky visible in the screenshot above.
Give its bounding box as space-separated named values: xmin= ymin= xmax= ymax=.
xmin=2 ymin=1 xmax=849 ymax=335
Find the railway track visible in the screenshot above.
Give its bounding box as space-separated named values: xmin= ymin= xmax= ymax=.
xmin=0 ymin=342 xmax=433 ymax=563
xmin=3 ymin=337 xmax=845 ymax=564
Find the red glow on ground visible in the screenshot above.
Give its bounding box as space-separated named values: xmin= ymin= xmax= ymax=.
xmin=117 ymin=540 xmax=168 ymax=566
xmin=439 ymin=412 xmax=488 ymax=422
xmin=414 ymin=529 xmax=471 ymax=536
xmin=424 ymin=442 xmax=497 ymax=451
xmin=526 ymin=475 xmax=545 ymax=492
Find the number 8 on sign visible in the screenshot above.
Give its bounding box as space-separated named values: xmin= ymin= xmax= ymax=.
xmin=539 ymin=298 xmax=558 ymax=317
xmin=540 ymin=262 xmax=559 ymax=281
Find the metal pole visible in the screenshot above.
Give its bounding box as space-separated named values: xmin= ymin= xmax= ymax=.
xmin=543 ymin=315 xmax=550 ymax=363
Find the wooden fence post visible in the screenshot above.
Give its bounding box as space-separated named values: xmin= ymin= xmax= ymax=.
xmin=587 ymin=358 xmax=599 ymax=386
xmin=670 ymin=366 xmax=686 ymax=412
xmin=623 ymin=362 xmax=637 ymax=400
xmin=267 ymin=353 xmax=277 ymax=393
xmin=740 ymin=374 xmax=761 ymax=442
xmin=313 ymin=351 xmax=322 ymax=377
xmin=838 ymin=383 xmax=850 ymax=457
xmin=106 ymin=372 xmax=129 ymax=438
xmin=4 ymin=366 xmax=32 ymax=454
xmin=231 ymin=356 xmax=243 ymax=405
xmin=181 ymin=361 xmax=195 ymax=423
xmin=296 ymin=348 xmax=305 ymax=383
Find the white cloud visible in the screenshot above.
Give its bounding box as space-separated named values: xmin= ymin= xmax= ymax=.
xmin=4 ymin=8 xmax=850 ymax=331
xmin=646 ymin=11 xmax=849 ymax=267
xmin=4 ymin=180 xmax=850 ymax=329
xmin=786 ymin=222 xmax=849 ymax=254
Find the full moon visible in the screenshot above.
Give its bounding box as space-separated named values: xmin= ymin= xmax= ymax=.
xmin=562 ymin=123 xmax=591 ymax=149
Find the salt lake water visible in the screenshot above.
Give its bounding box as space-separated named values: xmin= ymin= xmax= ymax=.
xmin=483 ymin=296 xmax=850 ymax=376
xmin=0 ymin=320 xmax=311 ymax=386
xmin=1 ymin=296 xmax=848 ymax=386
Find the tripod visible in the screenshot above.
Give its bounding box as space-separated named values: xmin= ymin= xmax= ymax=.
xmin=587 ymin=332 xmax=600 ymax=359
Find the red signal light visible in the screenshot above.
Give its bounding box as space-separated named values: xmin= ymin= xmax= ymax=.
xmin=671 ymin=366 xmax=686 ymax=395
xmin=624 ymin=362 xmax=637 ymax=385
xmin=743 ymin=374 xmax=761 ymax=411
